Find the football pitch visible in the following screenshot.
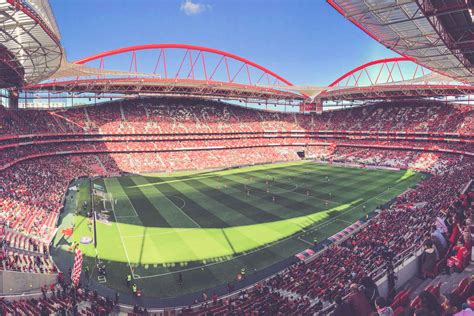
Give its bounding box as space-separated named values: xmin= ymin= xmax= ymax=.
xmin=58 ymin=161 xmax=423 ymax=298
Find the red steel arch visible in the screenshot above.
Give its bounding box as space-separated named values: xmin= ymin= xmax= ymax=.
xmin=74 ymin=44 xmax=293 ymax=87
xmin=23 ymin=44 xmax=305 ymax=104
xmin=314 ymin=56 xmax=474 ymax=104
xmin=328 ymin=57 xmax=419 ymax=88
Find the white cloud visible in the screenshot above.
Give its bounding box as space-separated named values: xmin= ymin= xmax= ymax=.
xmin=180 ymin=0 xmax=210 ymax=16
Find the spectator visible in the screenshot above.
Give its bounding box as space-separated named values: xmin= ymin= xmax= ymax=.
xmin=332 ymin=295 xmax=352 ymax=316
xmin=0 ymin=99 xmax=472 ymax=315
xmin=418 ymin=290 xmax=443 ymax=316
xmin=442 ymin=293 xmax=463 ymax=316
xmin=375 ymin=297 xmax=394 ymax=316
xmin=361 ymin=275 xmax=380 ymax=308
xmin=454 ymin=295 xmax=474 ymax=316
xmin=431 ymin=225 xmax=448 ymax=257
xmin=421 ymin=240 xmax=437 ymax=278
xmin=347 ymin=283 xmax=373 ymax=316
xmin=462 ymin=230 xmax=472 ymax=253
xmin=447 ymin=240 xmax=468 ymax=273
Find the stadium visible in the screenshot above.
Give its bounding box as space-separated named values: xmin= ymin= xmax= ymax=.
xmin=0 ymin=0 xmax=472 ymax=315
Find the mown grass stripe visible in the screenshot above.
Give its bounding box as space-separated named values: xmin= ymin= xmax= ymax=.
xmin=131 ymin=176 xmax=200 ymax=228
xmin=261 ymin=167 xmax=404 ymax=203
xmin=188 ymin=178 xmax=282 ymax=224
xmin=164 ymin=178 xmax=256 ymax=226
xmin=149 ymin=177 xmax=231 ymax=228
xmin=199 ymin=175 xmax=313 ymax=219
xmin=66 ymin=162 xmax=423 ymax=299
xmin=222 ymin=174 xmax=328 ymax=218
xmin=118 ymin=177 xmax=171 ymax=227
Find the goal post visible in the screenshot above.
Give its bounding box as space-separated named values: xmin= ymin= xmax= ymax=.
xmin=92 ymin=188 xmax=116 ymax=249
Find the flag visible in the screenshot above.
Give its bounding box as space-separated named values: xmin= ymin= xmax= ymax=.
xmin=61 ymin=227 xmax=74 ymax=237
xmin=71 ymin=249 xmax=83 ymax=286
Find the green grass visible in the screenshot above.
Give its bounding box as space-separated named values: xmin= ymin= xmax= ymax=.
xmin=54 ymin=161 xmax=423 ymax=298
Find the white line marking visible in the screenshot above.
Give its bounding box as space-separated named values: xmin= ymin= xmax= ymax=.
xmin=133 ymin=177 xmax=413 ymax=280
xmin=161 ymin=193 xmax=200 ymax=228
xmin=337 ymin=219 xmax=356 ymax=225
xmin=168 ymin=195 xmax=186 ymax=210
xmin=268 ymin=183 xmax=299 ymax=194
xmin=109 ymin=178 xmax=139 ymax=218
xmin=298 ymin=237 xmax=314 ymax=246
xmin=131 ymin=178 xmax=197 ymax=227
xmin=115 ymin=215 xmax=140 ymax=219
xmin=236 ymin=170 xmax=341 ymax=207
xmin=102 ymin=183 xmax=136 ymax=278
xmin=121 ymin=192 xmax=139 ymax=217
xmin=270 ymin=183 xmax=341 ymax=206
xmin=122 ymin=228 xmax=194 ymax=239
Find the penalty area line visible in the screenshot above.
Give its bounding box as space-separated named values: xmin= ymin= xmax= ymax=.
xmin=120 ymin=191 xmax=139 ymax=217
xmin=161 ymin=193 xmax=200 ymax=228
xmin=115 ymin=215 xmax=139 ymax=219
xmin=103 ymin=183 xmax=136 ymax=278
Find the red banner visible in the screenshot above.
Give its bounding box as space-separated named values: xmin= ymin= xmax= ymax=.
xmin=71 ymin=249 xmax=83 ymax=286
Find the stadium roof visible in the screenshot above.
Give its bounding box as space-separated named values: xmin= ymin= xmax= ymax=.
xmin=328 ymin=0 xmax=474 ymax=84
xmin=27 ymin=77 xmax=304 ymax=104
xmin=49 ymin=60 xmax=158 ymax=79
xmin=319 ymin=83 xmax=474 ymax=102
xmin=24 ymin=44 xmax=306 ymax=105
xmin=15 ymin=2 xmax=473 ymax=109
xmin=0 ymin=0 xmax=63 ymax=86
xmin=305 ymin=56 xmax=474 ymax=104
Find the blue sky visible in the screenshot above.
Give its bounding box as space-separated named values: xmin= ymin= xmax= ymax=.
xmin=50 ymin=0 xmax=398 ymax=86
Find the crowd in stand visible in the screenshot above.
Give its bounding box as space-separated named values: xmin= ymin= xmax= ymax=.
xmin=0 ymin=98 xmax=472 ymax=175
xmin=0 ymin=271 xmax=118 ymax=315
xmin=0 ymin=137 xmax=471 ymax=171
xmin=0 ymin=98 xmax=472 ymax=314
xmin=182 ymin=158 xmax=473 ymax=315
xmin=0 ymin=98 xmax=472 ymax=135
xmin=323 ymin=147 xmax=466 ymax=175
